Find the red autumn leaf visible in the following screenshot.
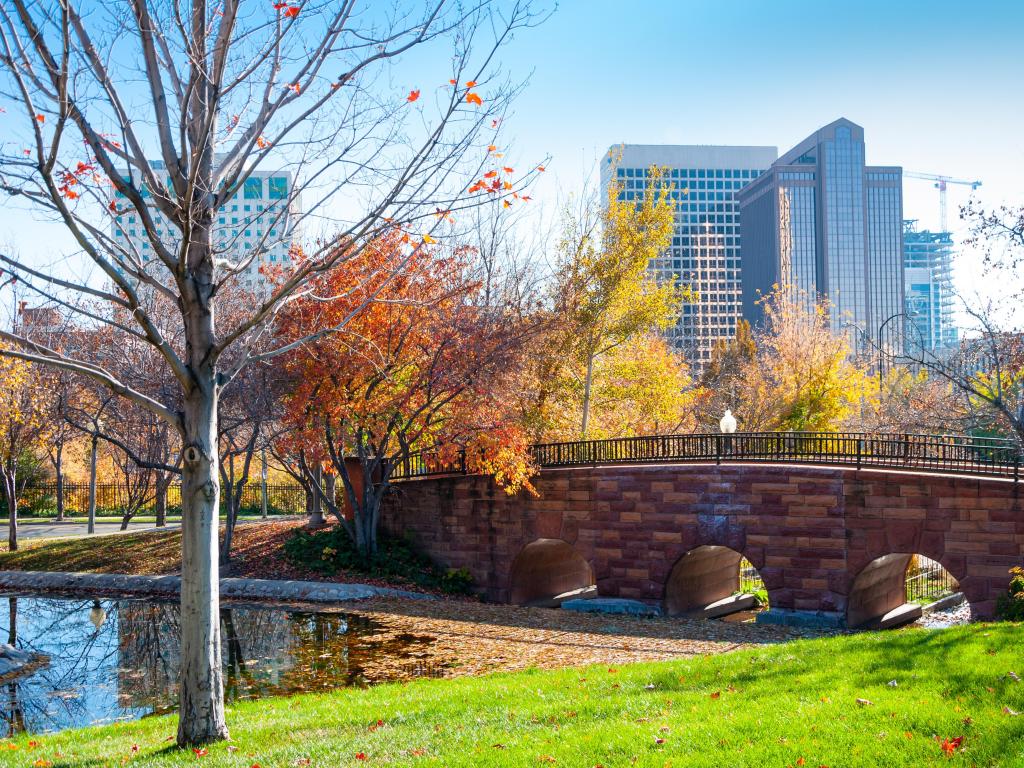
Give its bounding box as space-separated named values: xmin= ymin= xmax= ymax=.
xmin=273 ymin=1 xmax=287 ymax=8
xmin=487 ymin=145 xmax=497 ymax=152
xmin=288 ymin=83 xmax=301 ymax=94
xmin=483 ymin=170 xmax=497 ymax=178
xmin=465 ymin=92 xmax=482 ymax=106
xmin=193 ymin=747 xmax=208 ymax=757
xmin=939 ymin=736 xmax=964 ymax=757
xmin=257 ymin=136 xmax=270 ymax=149
xmin=710 ymin=691 xmax=721 ymax=699
xmin=35 ymin=114 xmax=45 ymax=123
xmin=465 ymin=80 xmax=477 ymax=87
xmin=284 ymin=5 xmax=300 ymax=17
xmin=22 ymin=149 xmax=31 ymax=156
xmin=521 ymin=195 xmax=532 ymax=201
xmin=449 ymin=79 xmax=457 ymax=85
xmin=502 ymin=166 xmax=514 ymax=174
xmin=130 ymin=744 xmax=139 ymax=753
xmin=502 ymin=199 xmax=511 ymax=208
xmin=108 ymin=200 xmax=118 ymax=212
xmin=796 ymin=759 xmax=805 ymax=766
xmin=491 ymin=119 xmax=500 ymax=128
xmin=536 ymin=165 xmax=546 ymax=172
xmin=407 ymin=90 xmax=420 ymax=102
xmin=355 ymin=753 xmax=367 ymax=760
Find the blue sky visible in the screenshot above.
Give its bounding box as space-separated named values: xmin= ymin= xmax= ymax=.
xmin=1 ymin=0 xmax=1021 ymax=316
xmin=497 ymin=0 xmax=1024 ymax=304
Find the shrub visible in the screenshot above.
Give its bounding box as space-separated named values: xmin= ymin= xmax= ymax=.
xmin=995 ymin=566 xmax=1024 ymax=621
xmin=284 ymin=525 xmax=475 ymax=596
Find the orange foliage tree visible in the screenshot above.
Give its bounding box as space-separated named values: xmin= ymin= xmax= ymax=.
xmin=277 ymin=232 xmax=537 ymax=556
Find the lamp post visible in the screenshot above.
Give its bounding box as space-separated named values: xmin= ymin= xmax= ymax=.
xmin=876 ymin=312 xmax=909 ymax=397
xmin=87 ymin=416 xmax=103 ymax=536
xmin=719 ymin=409 xmax=737 ymax=434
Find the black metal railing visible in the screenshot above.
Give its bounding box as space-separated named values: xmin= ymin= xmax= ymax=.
xmin=905 ymin=555 xmax=959 ymax=604
xmin=3 ymin=482 xmax=307 ymax=518
xmin=392 ymin=431 xmax=1023 ymax=481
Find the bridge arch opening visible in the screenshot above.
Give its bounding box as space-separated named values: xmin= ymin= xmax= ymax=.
xmin=509 ymin=539 xmax=595 ymax=606
xmin=847 ymin=553 xmax=962 ymax=629
xmin=664 ymin=545 xmax=767 ymax=618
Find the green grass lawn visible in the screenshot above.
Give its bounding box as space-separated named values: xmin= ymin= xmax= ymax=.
xmin=4 ymin=623 xmax=1023 ymax=767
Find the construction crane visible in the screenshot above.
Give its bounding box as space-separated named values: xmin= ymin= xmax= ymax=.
xmin=903 ymin=172 xmax=982 ymax=232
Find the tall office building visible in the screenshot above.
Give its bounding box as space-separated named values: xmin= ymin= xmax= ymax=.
xmin=601 ymin=144 xmax=777 ymax=369
xmin=738 ymin=118 xmax=904 ymax=353
xmin=111 ymin=161 xmax=296 ymax=288
xmin=903 ymin=220 xmax=957 ymax=351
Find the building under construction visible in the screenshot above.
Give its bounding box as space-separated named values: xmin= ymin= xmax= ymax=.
xmin=903 ymin=220 xmax=958 ymax=351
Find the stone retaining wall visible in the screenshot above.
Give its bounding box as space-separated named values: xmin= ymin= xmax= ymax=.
xmin=0 ymin=571 xmax=432 ymax=604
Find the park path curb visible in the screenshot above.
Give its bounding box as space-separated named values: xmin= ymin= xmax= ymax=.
xmin=0 ymin=570 xmax=434 ymax=604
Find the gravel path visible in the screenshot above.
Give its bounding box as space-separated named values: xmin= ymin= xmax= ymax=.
xmin=916 ymin=599 xmax=973 ymax=628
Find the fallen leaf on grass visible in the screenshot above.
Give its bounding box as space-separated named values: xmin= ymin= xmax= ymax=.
xmin=856 ymin=698 xmax=873 ymax=707
xmin=1004 ymin=706 xmax=1021 ymax=716
xmin=938 ymin=736 xmax=964 ymax=757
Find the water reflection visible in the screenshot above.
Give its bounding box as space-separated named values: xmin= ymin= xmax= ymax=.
xmin=0 ymin=595 xmax=436 ymax=735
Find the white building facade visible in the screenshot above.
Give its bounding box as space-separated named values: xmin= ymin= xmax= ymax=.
xmin=111 ymin=161 xmax=296 ymax=288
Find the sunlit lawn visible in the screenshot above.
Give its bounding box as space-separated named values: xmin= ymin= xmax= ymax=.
xmin=4 ymin=623 xmax=1023 ymax=767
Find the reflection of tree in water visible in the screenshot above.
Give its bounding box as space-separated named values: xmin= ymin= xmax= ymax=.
xmin=0 ymin=596 xmax=124 ymax=737
xmin=0 ymin=596 xmax=438 ymax=735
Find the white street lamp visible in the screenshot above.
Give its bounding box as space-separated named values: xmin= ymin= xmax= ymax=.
xmin=719 ymin=409 xmax=737 ymax=434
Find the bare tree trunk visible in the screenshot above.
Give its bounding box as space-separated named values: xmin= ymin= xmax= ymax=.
xmin=155 ymin=476 xmax=168 ymax=528
xmin=581 ymin=351 xmax=595 ymax=438
xmin=177 ymin=381 xmax=227 ymax=745
xmin=2 ymin=471 xmax=17 ymax=553
xmin=87 ymin=434 xmax=98 ymax=535
xmin=54 ymin=444 xmax=65 ymax=522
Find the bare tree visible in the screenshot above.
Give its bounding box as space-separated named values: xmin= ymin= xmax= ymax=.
xmin=896 ymin=206 xmax=1024 ymax=445
xmin=0 ymin=0 xmax=539 ymax=744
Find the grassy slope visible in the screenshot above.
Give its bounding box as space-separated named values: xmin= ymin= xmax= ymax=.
xmin=0 ymin=528 xmax=182 ymax=573
xmin=4 ymin=624 xmax=1023 ymax=767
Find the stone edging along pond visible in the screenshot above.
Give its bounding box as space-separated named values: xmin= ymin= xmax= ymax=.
xmin=0 ymin=570 xmax=434 ymax=604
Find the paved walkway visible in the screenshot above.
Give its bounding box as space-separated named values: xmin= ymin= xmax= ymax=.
xmin=12 ymin=516 xmax=301 ymax=540
xmin=15 ymin=520 xmax=181 ymax=539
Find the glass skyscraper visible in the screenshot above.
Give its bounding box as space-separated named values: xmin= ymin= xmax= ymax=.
xmin=738 ymin=118 xmax=904 ymax=353
xmin=903 ymin=220 xmax=957 ymax=351
xmin=601 ymin=144 xmax=777 ymax=370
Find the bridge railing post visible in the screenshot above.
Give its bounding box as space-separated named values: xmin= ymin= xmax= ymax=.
xmin=856 ymin=437 xmax=862 ymax=470
xmin=715 ymin=434 xmax=721 ymax=466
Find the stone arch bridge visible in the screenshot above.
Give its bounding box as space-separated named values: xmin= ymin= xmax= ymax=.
xmin=382 ymin=432 xmax=1024 ymax=627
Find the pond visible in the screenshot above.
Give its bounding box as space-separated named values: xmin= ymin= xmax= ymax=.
xmin=0 ymin=595 xmax=438 ymax=736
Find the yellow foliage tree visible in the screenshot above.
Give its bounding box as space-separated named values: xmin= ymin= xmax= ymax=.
xmin=737 ymin=287 xmax=873 ymax=432
xmin=0 ymin=356 xmax=51 ymax=550
xmin=587 ymin=333 xmax=696 ymax=437
xmin=552 ymin=166 xmax=683 ymax=437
